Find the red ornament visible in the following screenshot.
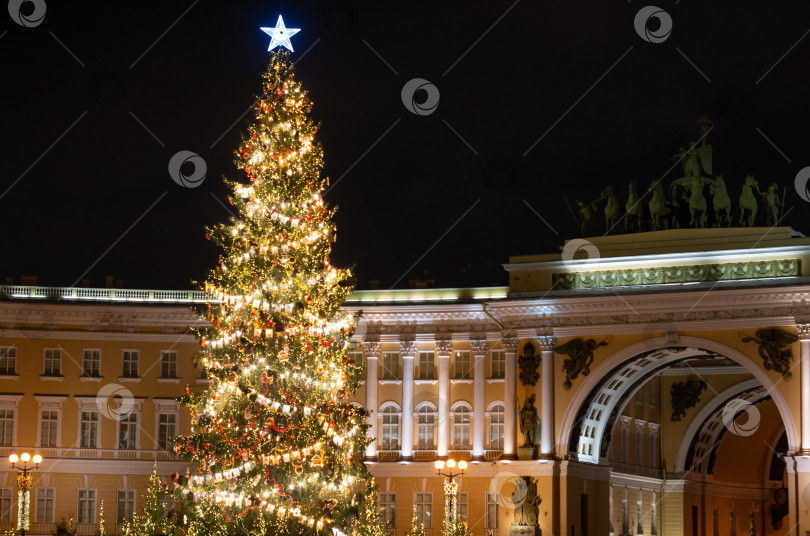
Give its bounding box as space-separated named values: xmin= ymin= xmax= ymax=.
xmin=241 ymin=450 xmax=249 ymax=461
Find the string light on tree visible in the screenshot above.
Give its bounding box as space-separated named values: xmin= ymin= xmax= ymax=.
xmin=125 ymin=16 xmax=372 ymax=536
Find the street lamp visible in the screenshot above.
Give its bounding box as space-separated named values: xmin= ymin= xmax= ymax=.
xmin=434 ymin=459 xmax=467 ymax=536
xmin=9 ymin=452 xmax=42 ymax=536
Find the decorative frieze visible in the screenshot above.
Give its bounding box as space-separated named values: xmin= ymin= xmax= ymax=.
xmin=551 ymin=259 xmax=800 ymax=290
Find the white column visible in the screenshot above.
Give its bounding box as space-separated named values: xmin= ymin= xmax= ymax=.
xmin=471 ymin=338 xmax=488 ymax=459
xmin=503 ymin=335 xmax=519 ymax=459
xmin=537 ymin=335 xmax=556 ymax=458
xmin=799 ymin=324 xmax=810 ymax=453
xmin=436 ymin=338 xmax=453 ymax=457
xmin=364 ymin=340 xmax=380 ymax=460
xmin=400 ymin=340 xmax=416 ymax=460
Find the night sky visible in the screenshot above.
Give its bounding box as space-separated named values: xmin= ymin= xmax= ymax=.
xmin=3 ymin=1 xmax=810 ymax=290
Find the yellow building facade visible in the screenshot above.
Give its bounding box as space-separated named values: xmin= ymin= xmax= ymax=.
xmin=345 ymin=227 xmax=810 ymax=536
xmin=2 ymin=226 xmax=810 ymax=536
xmin=0 ymin=290 xmax=205 ymax=535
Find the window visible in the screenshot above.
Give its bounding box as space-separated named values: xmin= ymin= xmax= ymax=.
xmin=382 ymin=353 xmax=399 ymax=380
xmin=82 ymin=349 xmax=100 ymax=377
xmin=119 ymin=413 xmax=137 ymax=449
xmin=80 ymin=412 xmax=98 ymax=448
xmin=41 ymin=410 xmax=58 ymax=447
xmin=454 ymin=351 xmax=471 ymax=379
xmin=117 ymin=490 xmax=135 ymax=525
xmin=381 ymin=406 xmax=399 ymax=450
xmin=490 ymin=351 xmax=505 ymax=379
xmin=490 ymin=404 xmax=505 ymax=450
xmin=486 ymin=493 xmax=499 ymax=530
xmin=78 ymin=489 xmax=96 ymax=524
xmin=122 ymin=350 xmax=139 ymax=378
xmin=0 ymin=488 xmax=11 ymax=522
xmin=418 ymin=352 xmax=435 ymax=380
xmin=417 ymin=407 xmax=434 ymax=450
xmin=160 ymin=351 xmax=178 ymax=378
xmin=158 ymin=413 xmax=177 ymax=450
xmin=414 ymin=493 xmax=432 ymax=529
xmin=453 ymin=407 xmax=471 ymax=449
xmin=457 ymin=493 xmax=468 ymax=523
xmin=378 ymin=492 xmax=395 ymax=528
xmin=0 ymin=410 xmax=13 ymax=446
xmin=347 ymin=352 xmax=362 ymax=367
xmin=36 ymin=488 xmax=55 ymax=523
xmin=0 ymin=347 xmax=16 ymax=375
xmin=43 ymin=348 xmax=61 ymax=376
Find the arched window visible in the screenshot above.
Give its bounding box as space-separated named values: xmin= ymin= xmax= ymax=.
xmin=417 ymin=406 xmax=435 ymax=450
xmin=381 ymin=406 xmax=399 ymax=450
xmin=490 ymin=404 xmax=504 ymax=450
xmin=453 ymin=406 xmax=471 ymax=449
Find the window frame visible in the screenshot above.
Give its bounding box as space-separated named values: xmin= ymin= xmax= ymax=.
xmin=452 ymin=406 xmax=471 ymax=449
xmin=36 ymin=488 xmax=55 ymax=523
xmin=121 ymin=350 xmax=139 ymax=378
xmin=380 ymin=405 xmax=399 ymax=450
xmin=486 ymin=492 xmax=499 ymax=530
xmin=414 ymin=492 xmax=432 ymax=529
xmin=489 ymin=404 xmax=505 ymax=450
xmin=382 ymin=352 xmax=400 ymax=380
xmin=416 ymin=405 xmax=435 ymax=450
xmin=77 ymin=489 xmax=96 ymax=524
xmin=118 ymin=413 xmax=138 ymax=450
xmin=0 ymin=347 xmax=17 ymax=375
xmin=160 ymin=351 xmax=178 ymax=379
xmin=42 ymin=348 xmax=62 ymax=377
xmin=82 ymin=349 xmax=101 ymax=378
xmin=490 ymin=350 xmax=505 ymax=379
xmin=378 ymin=492 xmax=396 ymax=528
xmin=418 ymin=352 xmax=435 ymax=380
xmin=40 ymin=410 xmax=58 ymax=448
xmin=116 ymin=489 xmax=136 ymax=525
xmin=453 ymin=351 xmax=471 ymax=379
xmin=80 ymin=411 xmax=99 ymax=449
xmin=0 ymin=487 xmax=12 ymax=523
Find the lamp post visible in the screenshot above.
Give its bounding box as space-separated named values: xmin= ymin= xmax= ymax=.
xmin=9 ymin=452 xmax=42 ymax=536
xmin=434 ymin=458 xmax=467 ymax=536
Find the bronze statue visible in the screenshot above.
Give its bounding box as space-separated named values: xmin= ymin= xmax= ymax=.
xmin=555 ymin=337 xmax=609 ymax=390
xmin=511 ymin=477 xmax=541 ymax=527
xmin=741 ymin=328 xmax=799 ymax=380
xmin=519 ymin=394 xmax=540 ymax=447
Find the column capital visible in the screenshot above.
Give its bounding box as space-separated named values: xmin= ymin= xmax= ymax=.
xmin=648 ymin=422 xmax=660 ymax=436
xmin=399 ymin=339 xmax=417 ymax=357
xmin=470 ymin=338 xmax=489 ymax=356
xmin=536 ymin=335 xmax=557 ymax=351
xmin=501 ymin=335 xmax=519 ymax=353
xmin=620 ymin=415 xmax=632 ymax=431
xmin=797 ymin=323 xmax=810 ymax=340
xmin=363 ymin=339 xmax=381 ymax=358
xmin=435 ymin=338 xmax=453 ymax=356
xmin=635 ymin=420 xmax=646 ymax=434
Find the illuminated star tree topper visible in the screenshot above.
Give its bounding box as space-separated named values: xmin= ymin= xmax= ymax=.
xmin=260 ymin=15 xmax=300 ymax=52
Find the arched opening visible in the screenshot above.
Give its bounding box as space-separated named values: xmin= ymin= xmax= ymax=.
xmin=559 ymin=335 xmax=798 ymax=536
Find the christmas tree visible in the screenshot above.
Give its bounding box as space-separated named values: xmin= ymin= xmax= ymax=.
xmin=145 ymin=17 xmax=370 ymax=536
xmin=352 ymin=480 xmax=388 ymax=536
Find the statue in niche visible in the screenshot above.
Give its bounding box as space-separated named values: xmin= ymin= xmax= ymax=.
xmin=670 ymin=379 xmax=707 ymax=421
xmin=519 ymin=394 xmax=540 ymax=447
xmin=741 ymin=328 xmax=800 ymax=380
xmin=511 ymin=477 xmax=541 ymax=528
xmin=555 ymin=337 xmax=609 ymax=390
xmin=518 ymin=342 xmax=541 ymax=386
